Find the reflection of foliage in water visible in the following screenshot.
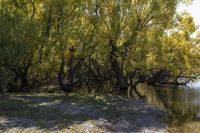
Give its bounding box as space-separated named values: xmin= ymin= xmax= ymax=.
xmin=137 ymin=84 xmax=200 ymax=126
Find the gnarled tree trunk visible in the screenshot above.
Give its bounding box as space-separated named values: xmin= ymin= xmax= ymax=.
xmin=128 ymin=70 xmax=146 ymax=100
xmin=58 ymin=48 xmax=82 ymax=92
xmin=109 ymin=40 xmax=128 ymax=90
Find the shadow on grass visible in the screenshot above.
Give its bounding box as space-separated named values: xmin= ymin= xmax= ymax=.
xmin=0 ymin=93 xmax=166 ymax=132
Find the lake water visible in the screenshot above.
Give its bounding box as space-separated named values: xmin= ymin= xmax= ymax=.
xmin=84 ymin=80 xmax=200 ymax=132
xmin=137 ymin=81 xmax=200 ymax=133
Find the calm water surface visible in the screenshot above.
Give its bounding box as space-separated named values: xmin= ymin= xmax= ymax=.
xmin=137 ymin=82 xmax=200 ymax=133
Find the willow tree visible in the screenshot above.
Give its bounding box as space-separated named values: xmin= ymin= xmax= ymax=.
xmin=82 ymin=0 xmax=182 ymax=90
xmin=0 ymin=0 xmax=41 ymax=89
xmin=130 ymin=11 xmax=200 ymax=85
xmin=38 ymin=0 xmax=91 ymax=92
xmin=160 ymin=12 xmax=200 ymax=83
xmin=1 ymin=0 xmax=199 ymax=94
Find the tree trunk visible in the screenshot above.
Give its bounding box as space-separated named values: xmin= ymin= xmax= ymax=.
xmin=20 ymin=74 xmax=30 ymax=89
xmin=110 ymin=40 xmax=128 ymax=90
xmin=58 ymin=56 xmax=73 ymax=92
xmin=128 ymin=71 xmax=145 ymax=100
xmin=0 ymin=84 xmax=7 ymax=97
xmin=14 ymin=67 xmax=31 ymax=90
xmin=57 ymin=51 xmax=82 ymax=93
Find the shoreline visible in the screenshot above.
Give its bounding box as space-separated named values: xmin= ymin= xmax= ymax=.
xmin=0 ymin=93 xmax=168 ymax=133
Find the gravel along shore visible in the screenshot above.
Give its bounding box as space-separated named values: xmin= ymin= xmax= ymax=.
xmin=0 ymin=94 xmax=168 ymax=133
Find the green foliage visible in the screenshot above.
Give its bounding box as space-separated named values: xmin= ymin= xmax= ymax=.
xmin=0 ymin=0 xmax=199 ymax=90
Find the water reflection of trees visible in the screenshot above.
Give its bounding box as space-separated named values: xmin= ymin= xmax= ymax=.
xmin=137 ymin=84 xmax=200 ymax=125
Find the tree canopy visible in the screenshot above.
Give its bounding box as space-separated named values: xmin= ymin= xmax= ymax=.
xmin=0 ymin=0 xmax=199 ymax=96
